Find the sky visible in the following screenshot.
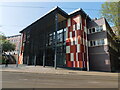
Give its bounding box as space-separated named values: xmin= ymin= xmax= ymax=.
xmin=0 ymin=2 xmax=104 ymax=36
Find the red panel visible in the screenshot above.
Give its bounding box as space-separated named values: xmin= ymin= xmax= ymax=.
xmin=78 ymin=52 xmax=83 ymax=61
xmin=68 ymin=26 xmax=71 ymax=32
xmin=81 ymin=30 xmax=83 ymax=38
xmin=82 ymin=17 xmax=85 ymax=27
xmin=72 ymin=31 xmax=75 ymax=37
xmin=72 ymin=18 xmax=76 ymax=25
xmin=74 ymin=53 xmax=76 ymax=61
xmin=68 ymin=26 xmax=73 ymax=32
xmin=66 ymin=61 xmax=73 ymax=67
xmin=66 ymin=53 xmax=70 ymax=61
xmin=79 ymin=61 xmax=83 ymax=68
xmin=81 ymin=44 xmax=84 ymax=52
xmin=70 ymin=26 xmax=73 ymax=32
xmin=70 ymin=45 xmax=77 ymax=53
xmin=76 ymin=30 xmax=81 ymax=36
xmin=68 ymin=31 xmax=70 ymax=38
xmin=66 ymin=19 xmax=68 ymax=27
xmin=78 ymin=36 xmax=81 ymax=44
xmin=66 ymin=38 xmax=71 ymax=46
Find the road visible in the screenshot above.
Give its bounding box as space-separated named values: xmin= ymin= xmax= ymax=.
xmin=2 ymin=71 xmax=118 ymax=88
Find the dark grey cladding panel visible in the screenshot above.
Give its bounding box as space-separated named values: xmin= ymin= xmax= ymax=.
xmin=87 ymin=18 xmax=105 ymax=28
xmin=88 ymin=45 xmax=109 ymax=54
xmin=88 ymin=31 xmax=107 ymax=41
xmin=89 ymin=54 xmax=111 ymax=71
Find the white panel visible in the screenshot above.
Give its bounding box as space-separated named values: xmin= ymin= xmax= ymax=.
xmin=77 ymin=23 xmax=80 ymax=30
xmin=71 ymin=38 xmax=74 ymax=45
xmin=73 ymin=15 xmax=80 ymax=23
xmin=88 ymin=41 xmax=90 ymax=47
xmin=84 ymin=26 xmax=87 ymax=33
xmin=77 ymin=61 xmax=79 ymax=67
xmin=75 ymin=30 xmax=77 ymax=37
xmin=73 ymin=61 xmax=75 ymax=67
xmin=71 ymin=53 xmax=74 ymax=61
xmin=76 ymin=53 xmax=78 ymax=61
xmin=70 ymin=32 xmax=72 ymax=38
xmin=103 ymin=24 xmax=106 ymax=31
xmin=68 ymin=18 xmax=71 ymax=27
xmin=75 ymin=37 xmax=77 ymax=45
xmin=104 ymin=38 xmax=108 ymax=45
xmin=66 ymin=46 xmax=70 ymax=53
xmin=77 ymin=44 xmax=80 ymax=52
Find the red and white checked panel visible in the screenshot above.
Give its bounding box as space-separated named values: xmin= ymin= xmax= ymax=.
xmin=18 ymin=33 xmax=25 ymax=64
xmin=66 ymin=15 xmax=87 ymax=68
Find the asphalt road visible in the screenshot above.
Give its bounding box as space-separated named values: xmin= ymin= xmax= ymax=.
xmin=2 ymin=71 xmax=118 ymax=88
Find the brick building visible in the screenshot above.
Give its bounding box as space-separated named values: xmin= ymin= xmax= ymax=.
xmin=7 ymin=35 xmax=21 ymax=54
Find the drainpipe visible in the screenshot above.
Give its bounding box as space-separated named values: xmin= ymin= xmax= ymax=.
xmin=34 ymin=54 xmax=36 ymax=66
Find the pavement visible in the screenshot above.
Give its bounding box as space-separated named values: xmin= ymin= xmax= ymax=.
xmin=0 ymin=64 xmax=118 ymax=77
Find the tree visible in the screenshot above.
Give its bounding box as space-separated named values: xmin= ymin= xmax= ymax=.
xmin=0 ymin=34 xmax=16 ymax=52
xmin=101 ymin=2 xmax=120 ymax=41
xmin=2 ymin=40 xmax=16 ymax=52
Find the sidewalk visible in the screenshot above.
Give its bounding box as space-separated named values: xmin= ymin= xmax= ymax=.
xmin=0 ymin=64 xmax=118 ymax=77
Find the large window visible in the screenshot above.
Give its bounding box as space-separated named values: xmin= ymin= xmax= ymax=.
xmin=88 ymin=25 xmax=103 ymax=34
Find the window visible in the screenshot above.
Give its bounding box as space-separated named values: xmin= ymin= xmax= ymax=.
xmin=90 ymin=41 xmax=93 ymax=46
xmin=93 ymin=41 xmax=96 ymax=46
xmin=96 ymin=26 xmax=99 ymax=32
xmin=89 ymin=29 xmax=92 ymax=34
xmin=89 ymin=39 xmax=105 ymax=47
xmin=92 ymin=28 xmax=95 ymax=33
xmin=99 ymin=26 xmax=103 ymax=31
xmin=100 ymin=39 xmax=104 ymax=45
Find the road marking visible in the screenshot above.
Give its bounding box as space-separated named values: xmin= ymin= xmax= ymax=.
xmin=88 ymin=81 xmax=100 ymax=84
xmin=19 ymin=79 xmax=28 ymax=81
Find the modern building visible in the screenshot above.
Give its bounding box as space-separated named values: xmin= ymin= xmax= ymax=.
xmin=87 ymin=18 xmax=119 ymax=72
xmin=19 ymin=6 xmax=119 ymax=72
